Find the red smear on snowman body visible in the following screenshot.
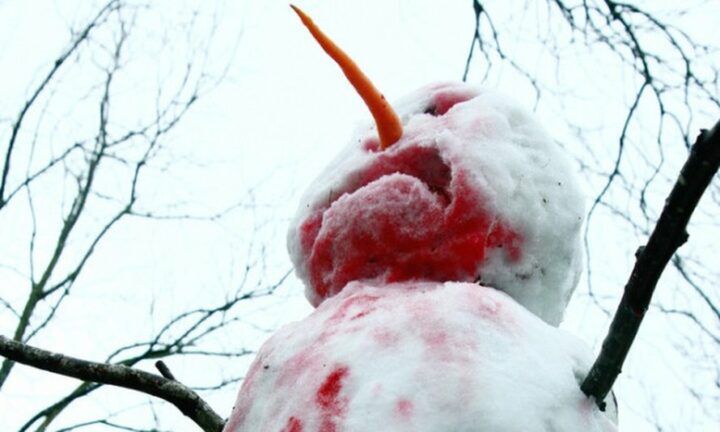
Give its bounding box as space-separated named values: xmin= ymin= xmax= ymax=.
xmin=281 ymin=416 xmax=303 ymax=432
xmin=395 ymin=398 xmax=414 ymax=420
xmin=224 ymin=353 xmax=267 ymax=431
xmin=278 ymin=293 xmax=380 ymax=389
xmin=328 ymin=293 xmax=380 ymax=323
xmin=299 ymin=144 xmax=522 ymax=304
xmin=372 ymin=327 xmax=400 ymax=348
xmin=316 ymin=366 xmax=350 ymax=432
xmin=279 ymin=349 xmax=316 ymax=388
xmin=278 ymin=366 xmax=350 ymax=432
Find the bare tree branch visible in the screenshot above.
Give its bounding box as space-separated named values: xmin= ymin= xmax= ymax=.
xmin=0 ymin=1 xmax=254 ymax=429
xmin=462 ymin=0 xmax=541 ymax=104
xmin=0 ymin=335 xmax=225 ymax=432
xmin=462 ymin=3 xmax=719 ymax=425
xmin=18 ymin=269 xmax=288 ymax=431
xmin=581 ymin=120 xmax=720 ymax=408
xmin=56 ymin=418 xmax=170 ymax=432
xmin=0 ymin=12 xmax=129 ymax=389
xmin=155 ymin=360 xmax=177 ymax=381
xmin=0 ymin=0 xmax=119 ymax=208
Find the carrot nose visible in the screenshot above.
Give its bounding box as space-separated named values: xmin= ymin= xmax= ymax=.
xmin=290 ymin=4 xmax=403 ymax=150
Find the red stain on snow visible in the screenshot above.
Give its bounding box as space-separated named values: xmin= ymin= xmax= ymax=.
xmin=395 ymin=398 xmax=414 ymax=420
xmin=224 ymin=354 xmax=267 ymax=431
xmin=316 ymin=366 xmax=350 ymax=432
xmin=432 ymin=89 xmax=474 ymax=115
xmin=298 ymin=143 xmax=523 ymax=305
xmin=300 ymin=211 xmax=323 ymax=253
xmin=278 ymin=349 xmax=315 ymax=387
xmin=464 ymin=288 xmax=521 ymax=333
xmin=372 ymin=327 xmax=399 ymax=348
xmin=276 ymin=294 xmax=377 ymax=388
xmin=281 ymin=416 xmax=303 ymax=432
xmin=222 ymin=405 xmax=245 ymax=432
xmin=328 ymin=293 xmax=380 ymax=323
xmin=422 ymin=327 xmax=448 ymax=350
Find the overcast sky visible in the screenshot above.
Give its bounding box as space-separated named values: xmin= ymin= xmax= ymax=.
xmin=1 ymin=1 xmax=718 ymax=431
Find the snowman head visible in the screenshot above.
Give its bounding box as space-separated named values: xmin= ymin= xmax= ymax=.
xmin=287 ymin=6 xmax=585 ymax=326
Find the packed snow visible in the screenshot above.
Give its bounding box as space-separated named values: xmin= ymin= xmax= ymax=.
xmin=223 ymin=281 xmax=616 ymax=432
xmin=288 ymin=82 xmax=585 ymax=325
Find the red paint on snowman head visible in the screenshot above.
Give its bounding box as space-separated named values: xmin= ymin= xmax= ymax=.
xmin=292 ymin=6 xmax=524 ymax=306
xmin=298 ymin=150 xmax=523 ymax=304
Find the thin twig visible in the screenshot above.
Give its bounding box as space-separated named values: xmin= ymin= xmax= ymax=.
xmin=155 ymin=361 xmax=176 ymax=380
xmin=18 ymin=270 xmax=287 ymax=431
xmin=0 ymin=0 xmax=118 ymax=207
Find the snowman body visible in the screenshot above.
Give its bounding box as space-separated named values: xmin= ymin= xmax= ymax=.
xmin=224 ymin=282 xmax=616 ymax=432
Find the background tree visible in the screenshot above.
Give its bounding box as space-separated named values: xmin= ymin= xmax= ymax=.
xmin=462 ymin=1 xmax=718 ymax=429
xmin=0 ymin=1 xmax=291 ymax=430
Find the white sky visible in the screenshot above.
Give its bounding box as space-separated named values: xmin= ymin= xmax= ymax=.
xmin=0 ymin=0 xmax=718 ymax=431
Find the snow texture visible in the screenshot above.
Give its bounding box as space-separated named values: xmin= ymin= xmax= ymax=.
xmin=223 ymin=281 xmax=617 ymax=432
xmin=288 ymin=82 xmax=585 ymax=325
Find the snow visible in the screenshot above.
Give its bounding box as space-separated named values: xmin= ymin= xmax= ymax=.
xmin=288 ymin=82 xmax=585 ymax=325
xmin=223 ymin=281 xmax=616 ymax=432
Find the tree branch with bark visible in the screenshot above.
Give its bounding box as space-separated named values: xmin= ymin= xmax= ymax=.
xmin=582 ymin=119 xmax=720 ymax=407
xmin=0 ymin=335 xmax=225 ymax=432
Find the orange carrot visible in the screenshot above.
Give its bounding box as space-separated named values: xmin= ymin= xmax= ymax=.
xmin=290 ymin=4 xmax=403 ymax=150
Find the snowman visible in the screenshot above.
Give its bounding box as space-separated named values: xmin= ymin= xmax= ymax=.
xmin=223 ymin=6 xmax=617 ymax=431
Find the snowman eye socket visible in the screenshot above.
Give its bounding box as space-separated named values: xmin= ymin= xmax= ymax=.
xmin=424 ymin=105 xmax=438 ymax=116
xmin=422 ymin=98 xmax=465 ymax=117
xmin=429 ymin=91 xmax=475 ymax=116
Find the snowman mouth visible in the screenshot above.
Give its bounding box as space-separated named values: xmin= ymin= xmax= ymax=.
xmin=299 ymin=143 xmax=523 ymax=304
xmin=345 ymin=145 xmax=452 ymax=206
